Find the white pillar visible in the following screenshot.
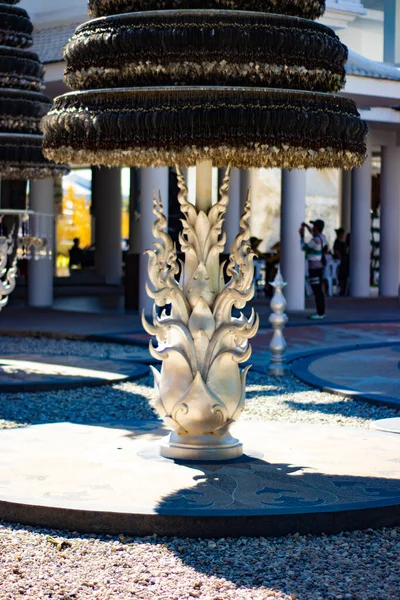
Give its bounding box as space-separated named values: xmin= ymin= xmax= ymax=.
xmin=280 ymin=169 xmax=306 ymax=311
xmin=28 ymin=178 xmax=54 ymax=307
xmin=196 ymin=160 xmax=213 ymax=212
xmin=384 ymin=0 xmax=400 ymax=64
xmin=379 ymin=145 xmax=400 ymax=296
xmin=224 ymin=168 xmax=241 ymax=251
xmin=92 ymin=167 xmax=122 ymax=285
xmin=350 ymin=136 xmax=372 ymax=297
xmin=129 ymin=168 xmax=140 ymax=254
xmin=240 ymin=169 xmax=251 ymax=214
xmin=340 ymin=169 xmax=351 ymax=233
xmin=139 ymin=167 xmax=169 ymax=316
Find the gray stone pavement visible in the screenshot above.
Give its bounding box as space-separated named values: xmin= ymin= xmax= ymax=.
xmin=0 ymin=295 xmax=399 ymax=402
xmin=372 ymin=418 xmax=400 ymax=434
xmin=0 ymin=297 xmax=399 ymax=538
xmin=0 ymin=420 xmax=399 ymax=537
xmin=3 ymin=295 xmax=400 ymax=334
xmin=308 ymin=346 xmax=400 ymax=401
xmin=291 ymin=344 xmax=400 ymax=408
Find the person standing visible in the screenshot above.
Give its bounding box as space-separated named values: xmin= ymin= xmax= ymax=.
xmin=299 ymin=219 xmax=327 ymax=320
xmin=69 ymin=237 xmax=83 ymax=270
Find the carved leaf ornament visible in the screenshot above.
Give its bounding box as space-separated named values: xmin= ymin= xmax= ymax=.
xmin=143 ymin=168 xmax=259 ymax=438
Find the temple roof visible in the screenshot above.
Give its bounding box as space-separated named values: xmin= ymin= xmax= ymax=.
xmin=347 ymin=50 xmax=400 ymax=81
xmin=32 ymin=23 xmax=79 ymax=63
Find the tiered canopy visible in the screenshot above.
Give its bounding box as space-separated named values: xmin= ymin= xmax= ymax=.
xmin=43 ymin=0 xmax=368 ymax=169
xmin=0 ymin=0 xmax=67 ymax=179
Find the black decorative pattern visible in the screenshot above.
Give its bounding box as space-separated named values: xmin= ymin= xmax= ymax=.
xmin=65 ymin=11 xmax=347 ymax=92
xmin=42 ymin=0 xmax=367 ymax=169
xmin=156 ymin=457 xmax=400 ymax=513
xmin=0 ymin=46 xmax=45 ymax=92
xmin=0 ymin=89 xmax=51 ymax=133
xmin=43 ymin=87 xmax=367 ymax=169
xmin=0 ymin=3 xmax=33 ymax=48
xmin=0 ymin=133 xmax=64 ymax=179
xmin=0 ymin=0 xmax=67 ymax=178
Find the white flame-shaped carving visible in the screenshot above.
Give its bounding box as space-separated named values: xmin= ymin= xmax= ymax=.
xmin=0 ymin=236 xmax=17 ymax=310
xmin=142 ymin=168 xmax=259 ymax=459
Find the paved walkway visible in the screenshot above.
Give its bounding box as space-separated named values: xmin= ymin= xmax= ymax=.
xmin=0 ymin=297 xmax=399 ymax=538
xmin=1 ymin=420 xmax=399 ymax=537
xmin=0 ymin=296 xmax=399 ymax=403
xmin=3 ymin=295 xmax=400 ymax=334
xmin=292 ymin=343 xmax=400 ymax=408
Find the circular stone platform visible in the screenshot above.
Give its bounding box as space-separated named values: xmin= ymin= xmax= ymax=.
xmin=371 ymin=417 xmax=400 ymax=434
xmin=0 ymin=354 xmax=149 ymax=391
xmin=291 ymin=343 xmax=400 ymax=408
xmin=0 ymin=420 xmax=399 ymax=537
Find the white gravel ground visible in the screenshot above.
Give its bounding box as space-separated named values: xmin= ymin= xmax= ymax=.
xmin=243 ymin=371 xmax=400 ymax=427
xmin=0 ymin=524 xmax=399 ymax=600
xmin=0 ymin=337 xmax=399 ymax=599
xmin=0 ymin=335 xmax=148 ymax=359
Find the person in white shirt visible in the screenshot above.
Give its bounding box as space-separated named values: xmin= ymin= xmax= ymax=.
xmin=299 ymin=219 xmax=327 ymax=320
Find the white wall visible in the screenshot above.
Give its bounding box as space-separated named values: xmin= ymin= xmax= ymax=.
xmin=250 ymin=170 xmax=340 ymax=253
xmin=338 ymin=10 xmax=384 ymax=61
xmin=306 ymin=170 xmax=340 ymax=250
xmin=250 ymin=168 xmax=281 ymax=252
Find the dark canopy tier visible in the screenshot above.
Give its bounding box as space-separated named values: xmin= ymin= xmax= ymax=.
xmin=43 ymin=87 xmax=367 ymax=170
xmin=43 ymin=1 xmax=367 ymax=172
xmin=0 ymin=1 xmax=68 ymax=178
xmin=0 ymin=4 xmax=33 ymax=48
xmin=0 ymin=89 xmax=51 ymax=134
xmin=65 ymin=11 xmax=347 ymax=92
xmin=0 ymin=133 xmax=67 ymax=179
xmin=0 ymin=46 xmax=45 ymax=92
xmin=88 ymin=0 xmax=326 ymax=20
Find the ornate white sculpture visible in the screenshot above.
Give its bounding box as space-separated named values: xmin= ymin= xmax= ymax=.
xmin=142 ymin=167 xmax=259 ymax=460
xmin=0 ymin=210 xmax=50 ymax=310
xmin=0 ymin=236 xmax=17 ymax=309
xmin=269 ymin=265 xmax=288 ymax=376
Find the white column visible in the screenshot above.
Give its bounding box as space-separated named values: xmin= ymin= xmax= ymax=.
xmin=240 ymin=169 xmax=251 ymax=214
xmin=384 ymin=0 xmax=400 ymax=64
xmin=139 ymin=167 xmax=169 ymax=316
xmin=196 ymin=160 xmax=213 ymax=211
xmin=129 ymin=168 xmax=140 ymax=254
xmin=379 ymin=145 xmax=400 ymax=296
xmin=28 ymin=178 xmax=54 ymax=307
xmin=224 ymin=168 xmax=241 ymax=252
xmin=280 ymin=169 xmax=306 ymax=311
xmin=92 ymin=167 xmax=122 ymax=285
xmin=340 ymin=169 xmax=351 ymax=233
xmin=349 ymin=137 xmax=372 ymax=297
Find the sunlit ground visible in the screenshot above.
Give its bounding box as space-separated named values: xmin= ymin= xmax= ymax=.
xmin=0 ymin=338 xmax=399 ymax=599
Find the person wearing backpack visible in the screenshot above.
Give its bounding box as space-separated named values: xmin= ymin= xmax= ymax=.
xmin=299 ymin=218 xmax=328 ymax=320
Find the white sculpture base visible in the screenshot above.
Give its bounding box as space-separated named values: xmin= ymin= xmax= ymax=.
xmin=159 ymin=431 xmax=243 ymax=461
